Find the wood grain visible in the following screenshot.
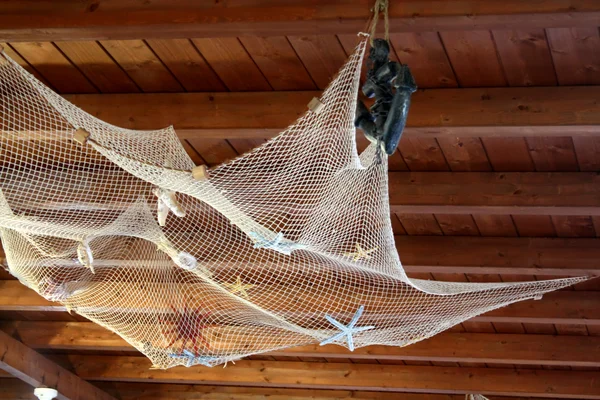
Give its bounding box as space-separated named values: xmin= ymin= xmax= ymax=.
xmin=99 ymin=40 xmax=183 ymax=92
xmin=1 ymin=1 xmax=599 ymax=41
xmin=0 ymin=330 xmax=116 ymax=400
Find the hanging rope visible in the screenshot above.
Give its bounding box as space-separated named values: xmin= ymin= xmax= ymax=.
xmin=368 ymin=0 xmax=390 ymax=45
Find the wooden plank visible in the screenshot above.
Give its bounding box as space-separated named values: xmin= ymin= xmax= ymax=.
xmin=436 ymin=137 xmax=492 ymax=171
xmin=547 ymin=28 xmax=600 ymax=175
xmin=99 ymin=40 xmax=183 ymax=92
xmin=145 ymin=39 xmax=226 ymax=92
xmin=0 ymin=43 xmax=52 ymax=86
xmin=439 ymin=31 xmax=507 ymax=87
xmin=486 ymin=29 xmax=557 ymax=177
xmin=288 ymin=35 xmax=348 ymax=90
xmin=54 ymin=41 xmax=140 ymax=93
xmin=55 ymin=86 xmax=600 ymax=137
xmin=0 ymin=281 xmax=597 ymax=325
xmin=388 ymin=172 xmax=600 ymax=216
xmin=239 ymin=36 xmax=316 ymax=91
xmin=389 ymin=32 xmax=458 ymax=88
xmin=0 ymin=379 xmax=565 ymax=400
xmin=526 ymin=137 xmax=579 ymax=172
xmin=0 ymin=330 xmax=116 ymax=400
xmin=482 ymin=137 xmax=535 ymax=171
xmin=10 ymin=321 xmax=599 ymax=367
xmin=2 ymin=234 xmax=598 ymax=279
xmin=9 ymin=42 xmax=97 ymax=93
xmin=62 ymin=355 xmax=600 ymax=398
xmin=546 ymin=27 xmax=600 ymax=86
xmin=2 ymin=169 xmax=600 ymax=216
xmin=191 ymin=38 xmax=272 ymax=92
xmin=492 ymin=29 xmax=557 ymax=86
xmin=1 ymin=1 xmax=600 ymax=41
xmin=187 ymin=138 xmax=238 ymax=167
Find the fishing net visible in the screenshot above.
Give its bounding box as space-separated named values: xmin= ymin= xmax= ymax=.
xmin=0 ymin=35 xmax=585 ymax=369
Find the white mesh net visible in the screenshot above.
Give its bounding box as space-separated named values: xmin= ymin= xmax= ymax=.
xmin=0 ymin=36 xmax=585 ymax=368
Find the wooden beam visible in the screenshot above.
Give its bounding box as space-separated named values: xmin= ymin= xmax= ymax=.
xmin=0 ymin=379 xmax=563 ymax=400
xmin=3 ymin=236 xmax=598 ymax=277
xmin=4 ymin=172 xmax=600 ymax=216
xmin=0 ymin=280 xmax=597 ymax=325
xmin=3 ymin=237 xmax=598 ymax=278
xmin=398 ymin=236 xmax=600 ymax=277
xmin=0 ymin=1 xmax=599 ymax=41
xmin=60 ymin=87 xmax=600 ymax=139
xmin=63 ymin=355 xmax=600 ymax=398
xmin=0 ymin=330 xmax=116 ymax=400
xmin=3 ymin=321 xmax=599 ymax=367
xmin=389 ymin=172 xmax=600 ymax=216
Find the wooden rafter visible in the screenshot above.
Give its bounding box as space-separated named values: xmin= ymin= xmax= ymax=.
xmin=0 ymin=1 xmax=599 ymax=41
xmin=0 ymin=379 xmax=571 ymax=400
xmin=38 ymin=355 xmax=600 ymax=398
xmin=4 ymin=172 xmax=599 ymax=216
xmin=3 ymin=236 xmax=598 ymax=277
xmin=3 ymin=321 xmax=600 ymax=367
xmin=0 ymin=330 xmax=116 ymax=400
xmin=0 ymin=281 xmax=597 ymax=325
xmin=389 ymin=172 xmax=600 ymax=216
xmin=57 ymin=87 xmax=600 ymax=139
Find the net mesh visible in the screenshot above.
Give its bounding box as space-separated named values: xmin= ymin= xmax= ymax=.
xmin=0 ymin=36 xmax=585 ymax=368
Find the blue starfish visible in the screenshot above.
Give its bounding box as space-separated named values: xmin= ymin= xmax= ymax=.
xmin=319 ymin=305 xmax=374 ymax=351
xmin=248 ymin=231 xmax=306 ymax=255
xmin=168 ymin=349 xmax=217 ymax=367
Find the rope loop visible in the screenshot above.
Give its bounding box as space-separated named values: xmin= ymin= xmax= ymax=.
xmin=369 ymin=0 xmax=390 ymax=45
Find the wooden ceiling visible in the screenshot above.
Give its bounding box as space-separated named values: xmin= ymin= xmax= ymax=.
xmin=0 ymin=1 xmax=599 ymax=399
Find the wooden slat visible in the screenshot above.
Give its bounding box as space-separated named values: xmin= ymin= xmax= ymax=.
xmin=9 ymin=42 xmax=97 ymax=93
xmin=388 ymin=172 xmax=600 ymax=216
xmin=99 ymin=40 xmax=183 ymax=92
xmin=288 ymin=35 xmax=347 ymax=90
xmin=439 ymin=31 xmax=507 ymax=87
xmin=547 ymin=28 xmax=600 ymax=175
xmin=0 ymin=330 xmax=116 ymax=400
xmin=546 ymin=27 xmax=600 ymax=86
xmin=6 ymin=321 xmax=599 ymax=367
xmin=59 ymin=355 xmax=600 ymax=398
xmin=54 ymin=41 xmax=140 ymax=93
xmin=239 ymin=36 xmax=316 ymax=91
xmin=0 ymin=281 xmax=597 ymax=325
xmin=389 ymin=32 xmax=458 ymax=88
xmin=0 ymin=43 xmax=52 ymax=86
xmin=57 ymin=86 xmax=600 ymax=138
xmin=2 ymin=170 xmax=599 ymax=217
xmin=482 ymin=137 xmax=535 ymax=171
xmin=1 ymin=1 xmax=600 ymax=41
xmin=436 ymin=137 xmax=492 ymax=171
xmin=0 ymin=379 xmax=568 ymax=400
xmin=145 ymin=39 xmax=226 ymax=92
xmin=493 ymin=29 xmax=557 ymax=87
xmin=191 ymin=38 xmax=272 ymax=92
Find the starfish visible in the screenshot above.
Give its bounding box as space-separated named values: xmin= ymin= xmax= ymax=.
xmin=248 ymin=231 xmax=306 ymax=255
xmin=223 ymin=276 xmax=255 ymax=300
xmin=319 ymin=305 xmax=375 ymax=351
xmin=168 ymin=349 xmax=217 ymax=367
xmin=343 ymin=243 xmax=378 ymax=262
